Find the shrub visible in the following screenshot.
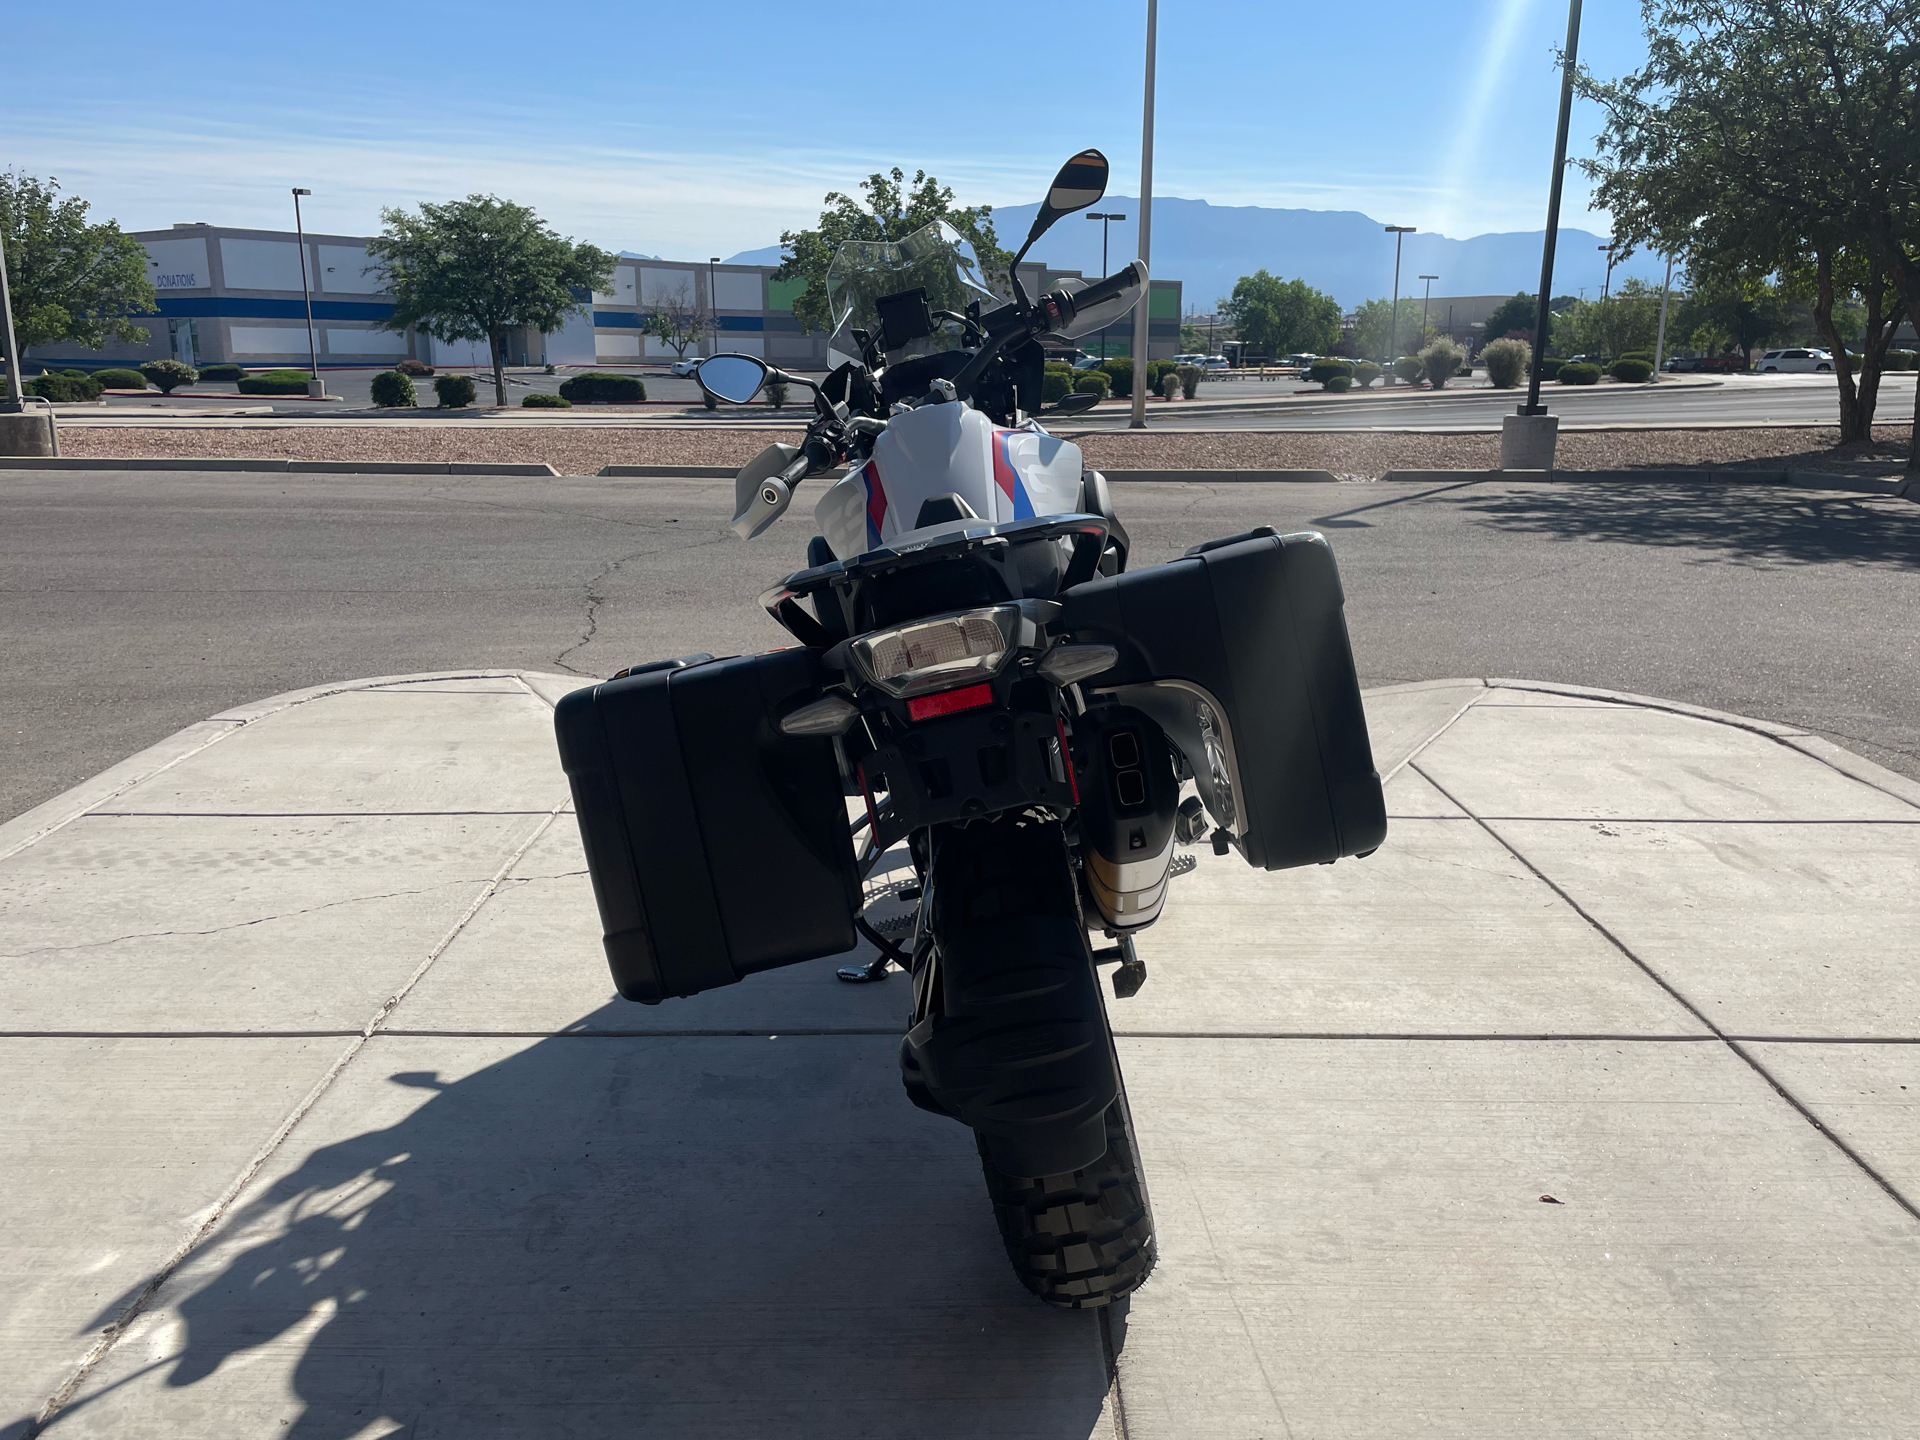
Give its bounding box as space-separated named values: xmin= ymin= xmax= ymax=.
xmin=1421 ymin=337 xmax=1467 ymax=389
xmin=1481 ymin=338 xmax=1530 ymax=388
xmin=556 ymin=371 xmax=645 ymax=404
xmin=1609 ymin=357 xmax=1654 ymax=383
xmin=1885 ymin=349 xmax=1917 ymax=371
xmin=1352 ymin=360 xmax=1383 ymax=389
xmin=543 ymin=363 xmax=556 ymax=375
xmin=26 ymin=371 xmax=101 ymax=402
xmin=197 ymin=363 xmax=246 ymax=383
xmin=433 ymin=373 xmax=478 ymax=408
xmin=140 ymin=359 xmax=199 ymax=393
xmin=370 ymin=371 xmax=418 ymax=408
xmin=1042 ymin=363 xmax=1075 ymax=404
xmin=1146 ymin=359 xmax=1179 ymax=394
xmin=1072 ymin=370 xmax=1111 ymax=400
xmin=1176 ymin=364 xmax=1203 ymax=399
xmin=1325 ymin=375 xmax=1353 ymax=392
xmin=1534 ymin=356 xmax=1565 ymax=381
xmin=1616 ymin=350 xmax=1653 ymax=365
xmin=766 ymin=377 xmax=790 ymax=408
xmin=1392 ymin=355 xmax=1425 ymax=384
xmin=238 ymin=369 xmax=314 ymax=395
xmin=93 ymin=367 xmax=149 ymax=391
xmin=522 ymin=391 xmax=572 ymax=408
xmin=1558 ymin=361 xmax=1602 ymax=385
xmin=395 ymin=358 xmax=435 ymax=376
xmin=1097 ymin=356 xmax=1134 ymax=397
xmin=1306 ymin=357 xmax=1355 ymax=388
xmin=1158 ymin=370 xmax=1180 ymax=399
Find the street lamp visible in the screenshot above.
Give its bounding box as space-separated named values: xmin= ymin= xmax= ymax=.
xmin=1599 ymin=242 xmax=1616 ymax=300
xmin=1418 ymin=274 xmax=1438 ymax=346
xmin=1086 ymin=211 xmax=1126 ymax=359
xmin=1129 ymin=0 xmax=1158 ymax=431
xmin=1384 ymin=225 xmax=1416 ymax=383
xmin=708 ymin=257 xmax=721 ymax=357
xmin=290 ymin=188 xmax=324 ymax=399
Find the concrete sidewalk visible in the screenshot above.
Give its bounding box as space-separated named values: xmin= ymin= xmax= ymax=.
xmin=1 ymin=672 xmax=1916 ymax=1438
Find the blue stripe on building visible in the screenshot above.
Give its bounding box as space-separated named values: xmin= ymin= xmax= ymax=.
xmin=155 ymin=297 xmax=396 ymax=321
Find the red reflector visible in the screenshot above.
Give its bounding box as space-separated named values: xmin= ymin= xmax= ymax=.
xmin=1055 ymin=715 xmax=1081 ymax=804
xmin=907 ymin=683 xmax=995 ymax=722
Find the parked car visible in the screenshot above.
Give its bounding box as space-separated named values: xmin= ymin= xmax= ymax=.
xmin=1073 ymin=352 xmax=1116 ymax=371
xmin=1280 ymin=353 xmax=1317 ymax=370
xmin=1663 ymin=355 xmax=1705 ymax=372
xmin=669 ymin=357 xmax=704 ymax=377
xmin=1756 ymin=348 xmax=1834 ymax=373
xmin=1200 ymin=355 xmax=1231 ymax=371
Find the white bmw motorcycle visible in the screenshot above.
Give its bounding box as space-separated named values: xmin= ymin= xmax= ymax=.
xmin=556 ymin=151 xmax=1386 ymax=1308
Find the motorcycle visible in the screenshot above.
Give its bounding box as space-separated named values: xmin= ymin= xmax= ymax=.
xmin=555 ymin=150 xmax=1387 ymax=1309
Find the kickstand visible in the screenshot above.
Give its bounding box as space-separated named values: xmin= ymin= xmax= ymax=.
xmin=839 ymin=914 xmax=912 ymax=983
xmin=1110 ymin=934 xmax=1147 ymax=999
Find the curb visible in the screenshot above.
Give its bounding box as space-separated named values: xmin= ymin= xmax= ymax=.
xmin=0 ymin=457 xmax=561 ymax=476
xmin=1377 ymin=467 xmax=1907 ymax=496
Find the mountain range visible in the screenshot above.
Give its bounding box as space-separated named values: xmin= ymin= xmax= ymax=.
xmin=726 ymin=196 xmax=1668 ymax=313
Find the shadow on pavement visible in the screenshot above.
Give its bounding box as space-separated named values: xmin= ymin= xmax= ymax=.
xmin=1448 ymin=483 xmax=1920 ymax=568
xmin=28 ymin=1004 xmax=1112 ymax=1440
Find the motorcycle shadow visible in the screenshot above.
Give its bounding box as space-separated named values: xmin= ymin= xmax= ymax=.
xmin=39 ymin=997 xmax=1117 ymax=1440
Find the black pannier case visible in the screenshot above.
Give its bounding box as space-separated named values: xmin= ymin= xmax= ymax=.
xmin=554 ymin=649 xmax=861 ymax=1003
xmin=1060 ymin=527 xmax=1387 ymax=871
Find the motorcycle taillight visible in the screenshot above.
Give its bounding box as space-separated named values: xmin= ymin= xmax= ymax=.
xmin=850 ymin=606 xmax=1020 ymax=698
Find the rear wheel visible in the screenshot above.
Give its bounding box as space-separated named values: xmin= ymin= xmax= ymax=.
xmin=975 ymin=1078 xmax=1157 ymax=1309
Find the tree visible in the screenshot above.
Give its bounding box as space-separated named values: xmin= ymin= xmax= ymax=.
xmin=1349 ymin=295 xmax=1440 ymax=359
xmin=1481 ymin=292 xmax=1549 ymax=348
xmin=774 ymin=168 xmax=1010 ymax=335
xmin=1672 ymin=271 xmax=1793 ymax=367
xmin=0 ymin=172 xmax=154 ymax=356
xmin=1219 ymin=271 xmax=1341 ymax=358
xmin=1557 ymin=278 xmax=1668 ymax=359
xmin=370 ymin=196 xmax=614 ymax=407
xmin=1579 ymin=0 xmax=1920 ymax=475
xmin=642 ymin=279 xmax=710 ymax=359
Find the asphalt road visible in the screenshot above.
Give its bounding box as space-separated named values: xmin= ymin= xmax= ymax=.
xmin=1 ymin=467 xmax=1913 ymax=823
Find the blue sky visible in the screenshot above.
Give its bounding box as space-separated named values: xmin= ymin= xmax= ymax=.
xmin=7 ymin=1 xmax=1652 ymax=269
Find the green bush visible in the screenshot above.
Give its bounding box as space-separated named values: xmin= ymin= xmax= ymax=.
xmin=1325 ymin=375 xmax=1353 ymax=392
xmin=1352 ymin=360 xmax=1383 ymax=389
xmin=1095 ymin=356 xmax=1133 ymax=397
xmin=1176 ymin=364 xmax=1203 ymax=399
xmin=1885 ymin=350 xmax=1917 ymax=371
xmin=26 ymin=371 xmax=102 ymax=402
xmin=370 ymin=371 xmax=417 ymax=408
xmin=522 ymin=392 xmax=572 ymax=408
xmin=395 ymin=358 xmax=435 ymax=376
xmin=1158 ymin=370 xmax=1180 ymax=399
xmin=238 ymin=369 xmax=314 ymax=395
xmin=1558 ymin=361 xmax=1602 ymax=385
xmin=93 ymin=367 xmax=149 ymax=391
xmin=197 ymin=363 xmax=246 ymax=383
xmin=433 ymin=373 xmax=478 ymax=408
xmin=1481 ymin=338 xmax=1530 ymax=389
xmin=1609 ymin=357 xmax=1655 ymax=382
xmin=1534 ymin=356 xmax=1565 ymax=381
xmin=1421 ymin=337 xmax=1467 ymax=389
xmin=766 ymin=377 xmax=790 ymax=408
xmin=1392 ymin=355 xmax=1425 ymax=384
xmin=1146 ymin=359 xmax=1179 ymax=394
xmin=1043 ymin=363 xmax=1075 ymax=404
xmin=140 ymin=359 xmax=199 ymax=393
xmin=1616 ymin=350 xmax=1653 ymax=365
xmin=556 ymin=371 xmax=645 ymax=403
xmin=1072 ymin=370 xmax=1111 ymax=400
xmin=1307 ymin=357 xmax=1355 ymax=387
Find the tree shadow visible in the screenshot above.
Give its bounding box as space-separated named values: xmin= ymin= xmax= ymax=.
xmin=1445 ymin=482 xmax=1919 ymax=569
xmin=30 ymin=1004 xmax=1115 ymax=1439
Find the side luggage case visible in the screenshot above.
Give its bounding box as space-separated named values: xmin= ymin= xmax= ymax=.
xmin=554 ymin=649 xmax=861 ymax=1003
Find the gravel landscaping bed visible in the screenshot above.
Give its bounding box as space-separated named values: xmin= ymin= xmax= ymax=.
xmin=52 ymin=422 xmax=1915 ymax=476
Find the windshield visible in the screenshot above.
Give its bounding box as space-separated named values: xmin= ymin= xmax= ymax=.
xmin=826 ymin=221 xmax=1004 ymax=367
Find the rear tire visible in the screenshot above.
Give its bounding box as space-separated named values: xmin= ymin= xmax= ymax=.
xmin=975 ymin=1082 xmax=1157 ymax=1309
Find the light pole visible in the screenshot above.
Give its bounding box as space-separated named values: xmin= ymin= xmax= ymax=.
xmin=0 ymin=223 xmax=24 ymax=414
xmin=1087 ymin=211 xmax=1126 ymax=359
xmin=1599 ymin=241 xmax=1616 ymax=300
xmin=1129 ymin=0 xmax=1157 ymax=430
xmin=1652 ymin=250 xmax=1675 ymax=377
xmin=290 ymin=188 xmax=324 ymax=399
xmin=1418 ymin=274 xmax=1438 ymax=347
xmin=1506 ymin=0 xmax=1584 ymax=479
xmin=708 ymin=257 xmax=720 ymax=357
xmin=1384 ymin=225 xmax=1415 ymax=383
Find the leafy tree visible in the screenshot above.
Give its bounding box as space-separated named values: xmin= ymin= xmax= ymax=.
xmin=1349 ymin=295 xmax=1440 ymax=359
xmin=1579 ymin=0 xmax=1920 ymax=469
xmin=0 ymin=172 xmax=155 ymax=354
xmin=370 ymin=196 xmax=614 ymax=407
xmin=1220 ymin=271 xmax=1340 ymax=358
xmin=641 ymin=279 xmax=709 ymax=360
xmin=773 ymin=168 xmax=1010 ymax=335
xmin=1671 ymin=271 xmax=1792 ymax=367
xmin=1557 ymin=278 xmax=1668 ymax=359
xmin=1482 ymin=292 xmax=1549 ymax=349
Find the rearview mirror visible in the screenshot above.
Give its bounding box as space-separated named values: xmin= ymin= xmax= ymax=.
xmin=1018 ymin=149 xmax=1110 ymax=260
xmin=1047 ymin=390 xmax=1102 ymax=415
xmin=698 ymin=354 xmax=768 ymax=405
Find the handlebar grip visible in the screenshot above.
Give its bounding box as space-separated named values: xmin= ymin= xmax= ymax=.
xmin=780 ymin=452 xmax=813 ymax=486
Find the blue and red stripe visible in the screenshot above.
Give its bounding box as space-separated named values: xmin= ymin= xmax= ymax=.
xmin=863 ymin=460 xmax=887 ymax=551
xmin=991 ymin=430 xmax=1035 ymax=520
